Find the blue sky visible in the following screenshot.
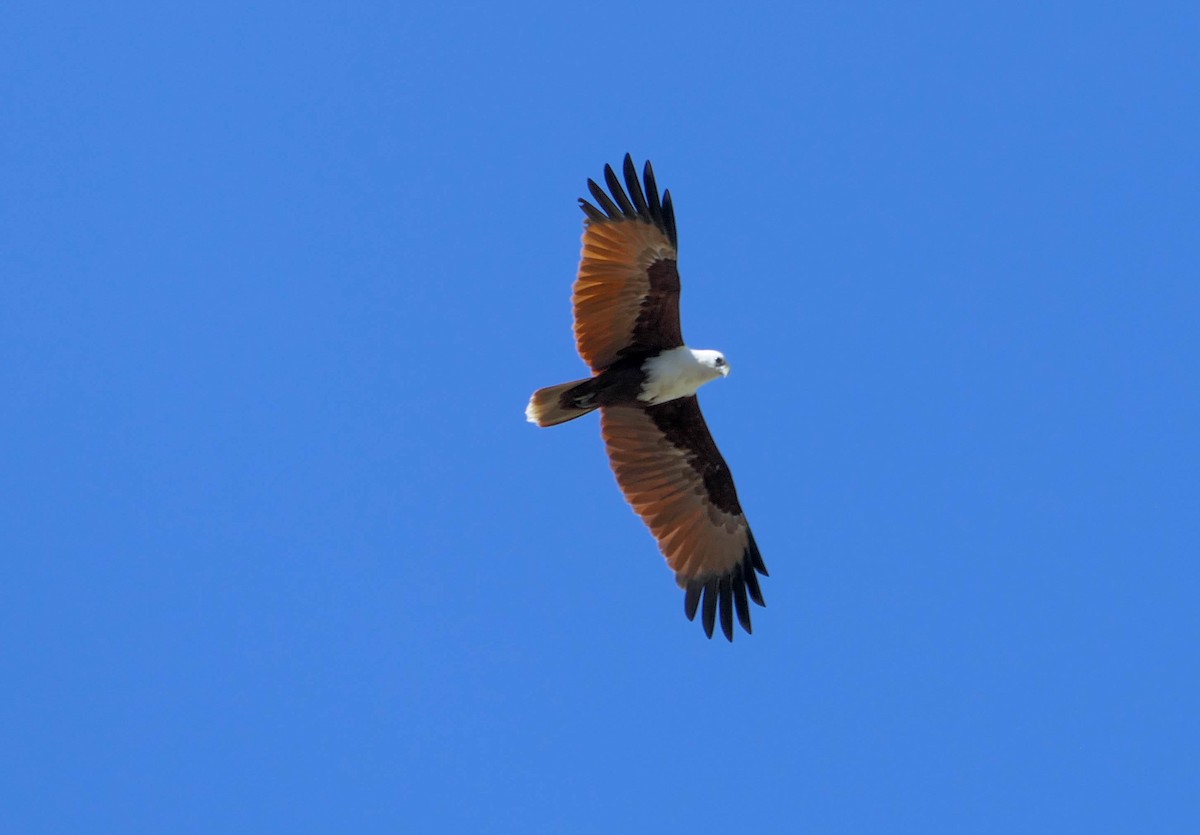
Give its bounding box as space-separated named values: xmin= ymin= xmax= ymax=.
xmin=3 ymin=2 xmax=1198 ymax=832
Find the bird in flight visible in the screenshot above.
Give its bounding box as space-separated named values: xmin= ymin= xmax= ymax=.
xmin=526 ymin=155 xmax=768 ymax=641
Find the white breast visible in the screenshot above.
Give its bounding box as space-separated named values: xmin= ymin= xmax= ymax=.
xmin=638 ymin=346 xmax=720 ymax=405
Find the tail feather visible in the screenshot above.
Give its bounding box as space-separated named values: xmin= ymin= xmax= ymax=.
xmin=525 ymin=378 xmax=598 ymax=427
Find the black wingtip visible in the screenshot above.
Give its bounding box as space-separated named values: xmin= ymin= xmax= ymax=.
xmin=744 ymin=565 xmax=765 ymax=608
xmin=603 ymin=164 xmax=637 ymax=217
xmin=578 ymin=157 xmax=677 ymax=248
xmin=578 ymin=198 xmax=606 ymax=222
xmin=661 ymin=189 xmax=678 ymax=249
xmin=718 ymin=576 xmax=734 ymax=642
xmin=732 ymin=565 xmax=752 ymax=634
xmin=748 ymin=529 xmax=769 ymax=577
xmin=622 ymin=154 xmax=649 ymax=215
xmin=684 ymin=583 xmax=702 ymax=621
xmin=701 ymin=579 xmax=718 ymax=639
xmin=586 ymin=178 xmax=622 ymax=218
xmin=682 ymin=533 xmax=768 ymax=640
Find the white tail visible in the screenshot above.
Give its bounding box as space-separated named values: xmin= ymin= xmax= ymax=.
xmin=525 ymin=378 xmax=597 ymax=427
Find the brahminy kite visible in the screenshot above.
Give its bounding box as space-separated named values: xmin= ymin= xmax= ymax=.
xmin=525 ymin=155 xmax=768 ymax=641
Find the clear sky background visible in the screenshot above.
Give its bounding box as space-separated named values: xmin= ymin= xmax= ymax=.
xmin=3 ymin=2 xmax=1197 ymax=833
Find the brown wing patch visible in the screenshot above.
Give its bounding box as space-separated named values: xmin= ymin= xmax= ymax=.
xmin=573 ymin=155 xmax=683 ymax=372
xmin=600 ymin=398 xmax=768 ymax=641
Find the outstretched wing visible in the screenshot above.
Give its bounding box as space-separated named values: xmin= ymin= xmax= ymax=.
xmin=600 ymin=398 xmax=768 ymax=641
xmin=573 ymin=155 xmax=683 ymax=372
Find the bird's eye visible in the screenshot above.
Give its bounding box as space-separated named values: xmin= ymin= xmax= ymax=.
xmin=715 ymin=357 xmax=725 ymax=366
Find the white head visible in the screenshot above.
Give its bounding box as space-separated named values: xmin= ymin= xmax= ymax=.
xmin=690 ymin=349 xmax=731 ymax=379
xmin=639 ymin=346 xmax=731 ymax=405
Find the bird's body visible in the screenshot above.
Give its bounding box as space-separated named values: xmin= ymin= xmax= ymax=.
xmin=524 ymin=347 xmax=727 ymax=424
xmin=526 ymin=156 xmax=768 ymax=641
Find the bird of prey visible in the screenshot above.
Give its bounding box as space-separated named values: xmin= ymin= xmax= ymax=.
xmin=525 ymin=155 xmax=768 ymax=641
